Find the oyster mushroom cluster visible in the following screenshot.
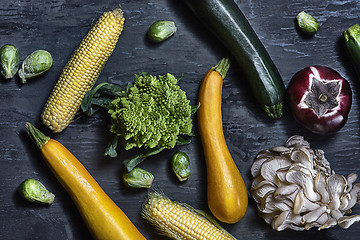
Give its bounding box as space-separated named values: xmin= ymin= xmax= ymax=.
xmin=250 ymin=135 xmax=360 ymax=231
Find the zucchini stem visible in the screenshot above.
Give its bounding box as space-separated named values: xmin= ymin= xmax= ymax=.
xmin=344 ymin=24 xmax=360 ymax=42
xmin=25 ymin=122 xmax=50 ymax=150
xmin=212 ymin=57 xmax=231 ymax=79
xmin=264 ymin=103 xmax=283 ymax=119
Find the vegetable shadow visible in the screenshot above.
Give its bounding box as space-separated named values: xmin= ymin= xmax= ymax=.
xmin=165 ymin=0 xmax=230 ymax=60
xmin=143 ymin=30 xmax=173 ymax=49
xmin=264 ymin=227 xmax=340 ymax=240
xmin=334 ymin=35 xmax=360 ymax=137
xmin=12 ymin=187 xmax=51 ymax=210
xmin=0 ymin=77 xmax=12 ymax=84
xmin=335 ymin=35 xmax=360 ymax=87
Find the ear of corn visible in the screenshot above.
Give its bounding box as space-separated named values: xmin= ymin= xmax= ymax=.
xmin=41 ymin=8 xmax=125 ymax=132
xmin=142 ymin=192 xmax=237 ymax=240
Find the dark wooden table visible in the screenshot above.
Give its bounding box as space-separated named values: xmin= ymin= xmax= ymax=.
xmin=1 ymin=0 xmax=359 ymax=239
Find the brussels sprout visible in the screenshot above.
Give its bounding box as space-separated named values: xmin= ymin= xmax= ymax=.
xmin=147 ymin=20 xmax=177 ymax=43
xmin=0 ymin=44 xmax=20 ymax=79
xmin=18 ymin=50 xmax=53 ymax=84
xmin=18 ymin=179 xmax=55 ymax=204
xmin=123 ymin=167 xmax=154 ymax=188
xmin=171 ymin=151 xmax=191 ymax=182
xmin=296 ymin=11 xmax=319 ymax=35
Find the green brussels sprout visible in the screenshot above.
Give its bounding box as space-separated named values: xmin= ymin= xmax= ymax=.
xmin=18 ymin=50 xmax=53 ymax=84
xmin=18 ymin=179 xmax=55 ymax=204
xmin=147 ymin=20 xmax=177 ymax=43
xmin=296 ymin=11 xmax=319 ymax=35
xmin=123 ymin=167 xmax=154 ymax=188
xmin=171 ymin=151 xmax=191 ymax=182
xmin=0 ymin=44 xmax=20 ymax=79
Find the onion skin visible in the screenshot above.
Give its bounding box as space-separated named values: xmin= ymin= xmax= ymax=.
xmin=286 ymin=66 xmax=352 ymax=134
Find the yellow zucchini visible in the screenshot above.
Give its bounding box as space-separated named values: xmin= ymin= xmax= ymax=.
xmin=25 ymin=122 xmax=146 ymax=240
xmin=198 ymin=58 xmax=248 ymax=224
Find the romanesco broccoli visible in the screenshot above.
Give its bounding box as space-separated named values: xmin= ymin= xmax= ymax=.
xmin=108 ymin=73 xmax=193 ymax=150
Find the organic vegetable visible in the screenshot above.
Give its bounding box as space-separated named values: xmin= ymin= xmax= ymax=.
xmin=147 ymin=20 xmax=177 ymax=42
xmin=25 ymin=123 xmax=146 ymax=240
xmin=0 ymin=44 xmax=20 ymax=79
xmin=286 ymin=66 xmax=352 ymax=134
xmin=344 ymin=24 xmax=360 ymax=78
xmin=142 ymin=192 xmax=237 ymax=240
xmin=250 ymin=135 xmax=360 ymax=231
xmin=296 ymin=11 xmax=319 ymax=35
xmin=171 ymin=151 xmax=191 ymax=182
xmin=18 ymin=179 xmax=55 ymax=204
xmin=18 ymin=50 xmax=52 ymax=84
xmin=123 ymin=167 xmax=154 ymax=188
xmin=41 ymin=8 xmax=125 ymax=133
xmin=81 ymin=73 xmax=198 ymax=171
xmin=183 ymin=0 xmax=285 ymax=118
xmin=198 ymin=57 xmax=248 ymax=224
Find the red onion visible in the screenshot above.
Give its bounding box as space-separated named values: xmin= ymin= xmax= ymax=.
xmin=286 ymin=66 xmax=352 ymax=134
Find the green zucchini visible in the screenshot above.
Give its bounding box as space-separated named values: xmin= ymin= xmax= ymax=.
xmin=343 ymin=24 xmax=360 ymax=78
xmin=183 ymin=0 xmax=285 ymax=118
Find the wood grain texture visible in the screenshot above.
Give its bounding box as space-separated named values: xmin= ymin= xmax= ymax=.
xmin=1 ymin=0 xmax=359 ymax=239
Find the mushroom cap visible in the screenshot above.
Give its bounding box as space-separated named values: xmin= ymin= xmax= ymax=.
xmin=260 ymin=157 xmax=292 ymax=183
xmin=327 ymin=174 xmax=347 ymax=210
xmin=314 ymin=172 xmax=330 ymax=204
